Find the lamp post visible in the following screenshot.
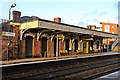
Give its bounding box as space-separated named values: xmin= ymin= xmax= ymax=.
xmin=7 ymin=3 xmax=16 ymax=61
xmin=9 ymin=3 xmax=16 ymax=21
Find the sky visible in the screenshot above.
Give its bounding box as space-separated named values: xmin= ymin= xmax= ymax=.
xmin=0 ymin=0 xmax=119 ymax=27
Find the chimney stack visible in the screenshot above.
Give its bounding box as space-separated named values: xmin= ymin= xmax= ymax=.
xmin=87 ymin=25 xmax=96 ymax=30
xmin=54 ymin=17 xmax=61 ymax=23
xmin=12 ymin=10 xmax=21 ymax=20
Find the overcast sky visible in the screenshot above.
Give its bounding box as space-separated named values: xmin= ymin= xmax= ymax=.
xmin=0 ymin=0 xmax=119 ymax=27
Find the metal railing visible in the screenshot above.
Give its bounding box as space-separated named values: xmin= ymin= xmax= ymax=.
xmin=111 ymin=38 xmax=118 ymax=50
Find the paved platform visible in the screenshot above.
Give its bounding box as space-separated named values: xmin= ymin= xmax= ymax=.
xmin=1 ymin=52 xmax=119 ymax=67
xmin=96 ymin=71 xmax=120 ymax=80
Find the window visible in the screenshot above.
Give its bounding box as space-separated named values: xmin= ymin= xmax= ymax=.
xmin=112 ymin=26 xmax=114 ymax=28
xmin=112 ymin=32 xmax=114 ymax=34
xmin=104 ymin=25 xmax=110 ymax=32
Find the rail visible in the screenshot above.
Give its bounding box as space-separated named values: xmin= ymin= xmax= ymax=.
xmin=25 ymin=59 xmax=120 ymax=79
xmin=2 ymin=54 xmax=119 ymax=80
xmin=111 ymin=38 xmax=118 ymax=50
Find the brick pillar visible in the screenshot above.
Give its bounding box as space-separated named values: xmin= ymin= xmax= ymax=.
xmin=11 ymin=25 xmax=20 ymax=59
xmin=59 ymin=40 xmax=64 ymax=51
xmin=19 ymin=40 xmax=25 ymax=58
xmin=70 ymin=39 xmax=75 ymax=54
xmin=32 ymin=38 xmax=35 ymax=57
xmin=13 ymin=26 xmax=20 ymax=41
xmin=2 ymin=38 xmax=8 ymax=60
xmin=47 ymin=39 xmax=50 ymax=57
xmin=59 ymin=40 xmax=61 ymax=52
xmin=69 ymin=39 xmax=72 ymax=50
xmin=48 ymin=38 xmax=54 ymax=57
xmin=34 ymin=40 xmax=41 ymax=57
xmin=39 ymin=40 xmax=42 ymax=57
xmin=78 ymin=40 xmax=80 ymax=50
xmin=59 ymin=40 xmax=64 ymax=56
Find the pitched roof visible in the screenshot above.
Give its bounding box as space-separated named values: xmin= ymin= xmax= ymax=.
xmin=12 ymin=16 xmax=40 ymax=23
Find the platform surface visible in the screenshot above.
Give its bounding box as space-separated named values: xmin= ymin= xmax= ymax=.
xmin=1 ymin=52 xmax=119 ymax=67
xmin=96 ymin=71 xmax=120 ymax=80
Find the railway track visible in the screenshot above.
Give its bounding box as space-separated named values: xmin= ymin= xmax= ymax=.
xmin=22 ymin=59 xmax=120 ymax=80
xmin=55 ymin=61 xmax=119 ymax=80
xmin=2 ymin=54 xmax=119 ymax=80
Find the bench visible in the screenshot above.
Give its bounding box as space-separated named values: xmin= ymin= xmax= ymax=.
xmin=92 ymin=49 xmax=99 ymax=53
xmin=76 ymin=49 xmax=83 ymax=54
xmin=60 ymin=50 xmax=68 ymax=56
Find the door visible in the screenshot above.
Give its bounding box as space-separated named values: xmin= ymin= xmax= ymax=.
xmin=26 ymin=36 xmax=33 ymax=58
xmin=65 ymin=39 xmax=69 ymax=53
xmin=41 ymin=37 xmax=47 ymax=57
xmin=54 ymin=38 xmax=57 ymax=57
xmin=83 ymin=41 xmax=89 ymax=53
xmin=74 ymin=40 xmax=78 ymax=50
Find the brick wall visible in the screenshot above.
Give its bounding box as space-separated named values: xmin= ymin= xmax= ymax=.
xmin=59 ymin=40 xmax=64 ymax=51
xmin=12 ymin=25 xmax=20 ymax=41
xmin=2 ymin=36 xmax=8 ymax=60
xmin=34 ymin=40 xmax=41 ymax=57
xmin=101 ymin=22 xmax=118 ymax=34
xmin=19 ymin=40 xmax=26 ymax=58
xmin=47 ymin=38 xmax=54 ymax=57
xmin=12 ymin=25 xmax=20 ymax=59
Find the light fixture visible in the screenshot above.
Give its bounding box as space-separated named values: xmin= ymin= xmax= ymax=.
xmin=11 ymin=3 xmax=16 ymax=8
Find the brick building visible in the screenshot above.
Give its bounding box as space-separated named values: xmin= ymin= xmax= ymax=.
xmin=2 ymin=11 xmax=21 ymax=60
xmin=100 ymin=22 xmax=118 ymax=34
xmin=87 ymin=22 xmax=118 ymax=52
xmin=1 ymin=11 xmax=117 ymax=60
xmin=100 ymin=22 xmax=118 ymax=51
xmin=100 ymin=22 xmax=118 ymax=44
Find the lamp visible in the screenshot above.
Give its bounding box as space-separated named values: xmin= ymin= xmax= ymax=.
xmin=7 ymin=3 xmax=16 ymax=61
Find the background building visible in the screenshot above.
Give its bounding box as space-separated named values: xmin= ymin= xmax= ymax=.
xmin=100 ymin=22 xmax=118 ymax=34
xmin=0 ymin=19 xmax=8 ymax=24
xmin=87 ymin=22 xmax=118 ymax=52
xmin=95 ymin=27 xmax=102 ymax=31
xmin=100 ymin=22 xmax=118 ymax=51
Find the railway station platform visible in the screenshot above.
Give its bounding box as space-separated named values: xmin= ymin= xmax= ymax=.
xmin=1 ymin=52 xmax=119 ymax=67
xmin=96 ymin=71 xmax=120 ymax=80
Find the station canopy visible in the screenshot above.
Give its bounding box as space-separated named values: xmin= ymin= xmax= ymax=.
xmin=10 ymin=16 xmax=118 ymax=38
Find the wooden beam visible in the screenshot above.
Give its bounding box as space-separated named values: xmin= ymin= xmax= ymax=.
xmin=38 ymin=20 xmax=117 ymax=38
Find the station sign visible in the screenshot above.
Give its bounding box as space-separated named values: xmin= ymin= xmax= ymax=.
xmin=2 ymin=31 xmax=15 ymax=37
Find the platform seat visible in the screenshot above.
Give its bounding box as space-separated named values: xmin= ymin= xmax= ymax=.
xmin=92 ymin=49 xmax=99 ymax=53
xmin=60 ymin=50 xmax=68 ymax=56
xmin=76 ymin=49 xmax=83 ymax=54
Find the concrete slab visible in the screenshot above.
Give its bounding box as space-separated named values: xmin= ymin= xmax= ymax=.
xmin=1 ymin=52 xmax=119 ymax=67
xmin=95 ymin=71 xmax=120 ymax=80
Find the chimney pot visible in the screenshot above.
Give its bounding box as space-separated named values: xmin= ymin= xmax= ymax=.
xmin=54 ymin=17 xmax=61 ymax=23
xmin=12 ymin=10 xmax=21 ymax=20
xmin=87 ymin=25 xmax=96 ymax=30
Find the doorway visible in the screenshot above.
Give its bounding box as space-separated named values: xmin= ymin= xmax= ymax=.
xmin=65 ymin=39 xmax=69 ymax=53
xmin=25 ymin=36 xmax=33 ymax=58
xmin=83 ymin=41 xmax=89 ymax=53
xmin=74 ymin=39 xmax=78 ymax=51
xmin=41 ymin=37 xmax=47 ymax=57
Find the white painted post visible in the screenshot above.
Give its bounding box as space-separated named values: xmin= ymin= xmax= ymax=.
xmin=56 ymin=37 xmax=59 ymax=57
